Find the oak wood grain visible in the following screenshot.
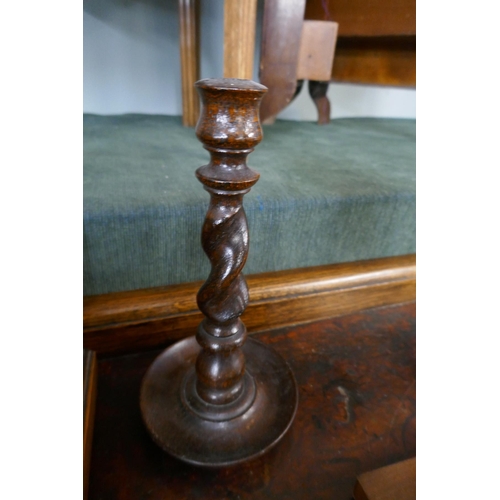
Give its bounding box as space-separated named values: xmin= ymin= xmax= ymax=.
xmin=333 ymin=36 xmax=416 ymax=87
xmin=223 ymin=0 xmax=258 ymax=79
xmin=305 ymin=0 xmax=415 ymax=37
xmin=83 ymin=349 xmax=97 ymax=500
xmin=178 ymin=0 xmax=200 ymax=126
xmin=83 ymin=254 xmax=416 ymax=355
xmin=89 ymin=303 xmax=416 ymax=499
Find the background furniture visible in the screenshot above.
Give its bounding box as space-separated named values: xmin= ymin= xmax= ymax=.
xmin=353 ymin=457 xmax=416 ymax=500
xmin=179 ymin=0 xmax=416 ymax=126
xmin=178 ymin=0 xmax=258 ymax=126
xmin=178 ymin=0 xmax=200 ymax=127
xmin=84 ymin=255 xmax=415 ymax=356
xmin=87 ymin=302 xmax=415 ymax=499
xmin=260 ymin=0 xmax=416 ymax=123
xmin=307 ymin=0 xmax=416 ymax=86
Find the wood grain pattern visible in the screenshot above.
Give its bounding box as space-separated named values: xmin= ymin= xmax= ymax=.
xmin=332 ymin=36 xmax=416 ymax=87
xmin=190 ymin=77 xmax=266 ymax=411
xmin=83 ymin=254 xmax=416 ymax=355
xmin=353 ymin=457 xmax=416 ymax=500
xmin=83 ymin=349 xmax=97 ymax=500
xmin=140 ymin=78 xmax=298 ymax=466
xmin=89 ymin=303 xmax=416 ymax=499
xmin=305 ymin=0 xmax=415 ymax=37
xmin=223 ymin=0 xmax=258 ymax=79
xmin=258 ymin=0 xmax=306 ymax=122
xmin=178 ymin=0 xmax=200 ymax=126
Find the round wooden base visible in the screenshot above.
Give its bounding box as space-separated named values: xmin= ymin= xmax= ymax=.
xmin=140 ymin=337 xmax=298 ymax=467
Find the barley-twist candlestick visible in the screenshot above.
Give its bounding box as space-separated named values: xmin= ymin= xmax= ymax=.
xmin=140 ymin=79 xmax=298 ymax=467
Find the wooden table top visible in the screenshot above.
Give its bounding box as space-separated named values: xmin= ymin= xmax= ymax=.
xmin=89 ymin=303 xmax=415 ymax=500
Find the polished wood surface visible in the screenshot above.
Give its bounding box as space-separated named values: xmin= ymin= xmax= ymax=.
xmin=140 ymin=337 xmax=298 ymax=466
xmin=223 ymin=0 xmax=258 ymax=79
xmin=178 ymin=0 xmax=200 ymax=127
xmin=259 ymin=0 xmax=306 ymax=123
xmin=305 ymin=0 xmax=415 ymax=37
xmin=140 ymin=78 xmax=297 ymax=466
xmin=353 ymin=457 xmax=416 ymax=500
xmin=83 ymin=349 xmax=98 ymax=500
xmin=333 ymin=36 xmax=416 ymax=87
xmin=84 ymin=254 xmax=416 ymax=355
xmin=89 ymin=302 xmax=416 ymax=499
xmin=191 ymin=78 xmax=265 ymax=411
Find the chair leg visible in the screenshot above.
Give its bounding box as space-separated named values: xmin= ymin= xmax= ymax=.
xmin=179 ymin=0 xmax=200 ymax=127
xmin=308 ymin=80 xmax=331 ymax=125
xmin=223 ymin=0 xmax=258 ymax=79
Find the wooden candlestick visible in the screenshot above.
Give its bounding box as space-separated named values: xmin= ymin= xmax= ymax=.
xmin=140 ymin=78 xmax=298 ymax=467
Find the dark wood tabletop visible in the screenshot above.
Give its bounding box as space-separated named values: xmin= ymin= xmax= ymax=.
xmin=89 ymin=302 xmax=415 ymax=500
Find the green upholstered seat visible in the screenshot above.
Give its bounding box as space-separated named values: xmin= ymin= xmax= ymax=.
xmin=84 ymin=115 xmax=415 ymax=296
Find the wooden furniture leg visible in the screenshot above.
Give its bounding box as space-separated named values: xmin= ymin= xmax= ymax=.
xmin=223 ymin=0 xmax=258 ymax=79
xmin=140 ymin=79 xmax=298 ymax=467
xmin=309 ymin=80 xmax=331 ymax=124
xmin=288 ymin=79 xmax=331 ymax=125
xmin=178 ymin=0 xmax=200 ymax=127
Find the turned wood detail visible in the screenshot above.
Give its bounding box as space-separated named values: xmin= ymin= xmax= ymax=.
xmin=140 ymin=78 xmax=296 ymax=466
xmin=189 ymin=78 xmax=267 ymax=415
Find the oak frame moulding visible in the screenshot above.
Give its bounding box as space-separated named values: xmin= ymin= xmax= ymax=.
xmin=83 ymin=254 xmax=416 ymax=356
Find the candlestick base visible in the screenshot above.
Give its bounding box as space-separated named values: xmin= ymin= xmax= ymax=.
xmin=140 ymin=337 xmax=298 ymax=467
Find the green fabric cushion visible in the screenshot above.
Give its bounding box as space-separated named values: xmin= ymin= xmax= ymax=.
xmin=84 ymin=115 xmax=415 ymax=296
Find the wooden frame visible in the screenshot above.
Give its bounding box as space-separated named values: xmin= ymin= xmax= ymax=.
xmin=84 ymin=254 xmax=415 ymax=356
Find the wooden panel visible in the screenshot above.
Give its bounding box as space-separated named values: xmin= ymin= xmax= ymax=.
xmin=353 ymin=457 xmax=416 ymax=500
xmin=305 ymin=0 xmax=415 ymax=37
xmin=223 ymin=0 xmax=258 ymax=79
xmin=332 ymin=36 xmax=416 ymax=87
xmin=89 ymin=303 xmax=416 ymax=499
xmin=258 ymin=0 xmax=306 ymax=122
xmin=83 ymin=254 xmax=416 ymax=355
xmin=83 ymin=350 xmax=98 ymax=500
xmin=296 ymin=20 xmax=339 ymax=81
xmin=178 ymin=0 xmax=200 ymax=127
